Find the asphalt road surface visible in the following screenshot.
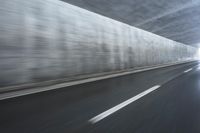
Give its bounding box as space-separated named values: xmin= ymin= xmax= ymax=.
xmin=0 ymin=61 xmax=200 ymax=133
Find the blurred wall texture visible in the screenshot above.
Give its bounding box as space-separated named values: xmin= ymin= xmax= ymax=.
xmin=0 ymin=0 xmax=198 ymax=88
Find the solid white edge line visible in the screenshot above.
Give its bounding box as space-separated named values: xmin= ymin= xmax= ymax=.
xmin=0 ymin=61 xmax=196 ymax=100
xmin=88 ymin=85 xmax=161 ymax=124
xmin=184 ymin=68 xmax=193 ymax=73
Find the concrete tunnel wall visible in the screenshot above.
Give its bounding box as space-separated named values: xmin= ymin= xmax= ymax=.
xmin=0 ymin=0 xmax=198 ymax=88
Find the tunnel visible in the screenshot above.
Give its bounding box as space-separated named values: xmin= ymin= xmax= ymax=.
xmin=0 ymin=0 xmax=200 ymax=133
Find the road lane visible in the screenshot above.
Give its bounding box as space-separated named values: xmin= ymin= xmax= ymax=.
xmin=86 ymin=65 xmax=200 ymax=133
xmin=88 ymin=85 xmax=161 ymax=124
xmin=0 ymin=62 xmax=198 ymax=133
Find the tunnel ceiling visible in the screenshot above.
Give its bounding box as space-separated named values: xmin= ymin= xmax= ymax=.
xmin=62 ymin=0 xmax=200 ymax=47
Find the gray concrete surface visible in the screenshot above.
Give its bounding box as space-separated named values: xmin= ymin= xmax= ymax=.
xmin=0 ymin=0 xmax=198 ymax=88
xmin=63 ymin=0 xmax=200 ymax=47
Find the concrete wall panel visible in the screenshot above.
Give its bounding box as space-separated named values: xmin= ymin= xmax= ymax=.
xmin=0 ymin=0 xmax=198 ymax=88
